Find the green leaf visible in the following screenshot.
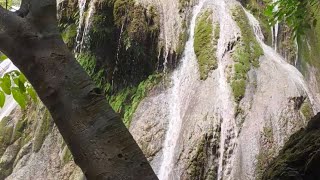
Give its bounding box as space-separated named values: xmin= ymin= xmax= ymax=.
xmin=0 ymin=54 xmax=7 ymax=61
xmin=12 ymin=87 xmax=26 ymax=109
xmin=26 ymin=86 xmax=37 ymax=102
xmin=0 ymin=74 xmax=11 ymax=95
xmin=19 ymin=74 xmax=27 ymax=84
xmin=0 ymin=91 xmax=5 ymax=108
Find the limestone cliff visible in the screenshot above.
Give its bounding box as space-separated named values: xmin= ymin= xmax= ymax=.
xmin=1 ymin=0 xmax=320 ymax=179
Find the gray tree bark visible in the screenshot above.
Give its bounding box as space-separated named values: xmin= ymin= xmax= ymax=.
xmin=0 ymin=1 xmax=158 ymax=179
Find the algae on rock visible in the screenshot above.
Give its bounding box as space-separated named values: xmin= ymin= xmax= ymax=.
xmin=231 ymin=6 xmax=263 ymax=102
xmin=194 ymin=10 xmax=219 ymax=80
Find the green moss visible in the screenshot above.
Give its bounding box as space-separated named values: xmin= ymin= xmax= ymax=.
xmin=187 ymin=138 xmax=206 ymax=178
xmin=300 ymin=100 xmax=314 ymax=121
xmin=11 ymin=118 xmax=27 ymax=143
xmin=0 ymin=117 xmax=13 ymax=156
xmin=255 ymin=126 xmax=276 ymax=179
xmin=187 ymin=135 xmax=217 ymax=180
xmin=176 ymin=21 xmax=189 ymax=57
xmin=194 ymin=10 xmax=219 ymax=80
xmin=298 ymin=5 xmax=320 ymax=81
xmin=179 ymin=0 xmax=191 ymax=11
xmin=262 ymin=114 xmax=320 ymax=179
xmin=231 ymin=79 xmax=246 ymax=102
xmin=109 ymin=74 xmax=162 ymax=126
xmin=61 ymin=24 xmax=77 ymax=47
xmin=77 ymin=53 xmax=108 ymax=92
xmin=231 ymin=6 xmax=263 ymax=102
xmin=245 ymin=0 xmax=273 ymax=45
xmin=33 ymin=110 xmax=53 ymax=152
xmin=62 ymin=145 xmax=73 ymax=165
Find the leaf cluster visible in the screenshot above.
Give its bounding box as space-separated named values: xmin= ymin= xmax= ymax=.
xmin=265 ymin=0 xmax=320 ymax=38
xmin=0 ymin=69 xmax=37 ymax=108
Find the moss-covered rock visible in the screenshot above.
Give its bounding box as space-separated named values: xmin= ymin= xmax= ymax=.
xmin=297 ymin=5 xmax=320 ymax=83
xmin=0 ymin=117 xmax=14 ymax=157
xmin=300 ymin=100 xmax=314 ymax=121
xmin=255 ymin=126 xmax=276 ymax=180
xmin=231 ymin=6 xmax=263 ymax=102
xmin=194 ymin=10 xmax=219 ymax=80
xmin=109 ymin=74 xmax=163 ymax=126
xmin=61 ymin=145 xmax=73 ymax=165
xmin=243 ymin=0 xmax=272 ymax=45
xmin=0 ymin=139 xmax=21 ymax=180
xmin=33 ymin=110 xmax=53 ymax=152
xmin=262 ymin=113 xmax=320 ymax=179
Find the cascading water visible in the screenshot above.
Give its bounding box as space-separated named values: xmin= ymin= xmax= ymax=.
xmin=75 ymin=0 xmax=95 ymax=53
xmin=213 ymin=0 xmax=239 ymax=179
xmin=244 ymin=10 xmax=318 ymax=111
xmin=157 ymin=1 xmax=206 ymax=179
xmin=271 ymin=0 xmax=279 ymax=51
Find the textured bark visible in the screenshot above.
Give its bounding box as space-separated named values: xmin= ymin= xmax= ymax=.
xmin=0 ymin=1 xmax=158 ymax=179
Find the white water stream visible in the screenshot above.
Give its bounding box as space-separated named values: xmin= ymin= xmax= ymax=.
xmin=271 ymin=0 xmax=279 ymax=51
xmin=244 ymin=10 xmax=318 ymax=110
xmin=157 ymin=1 xmax=206 ymax=179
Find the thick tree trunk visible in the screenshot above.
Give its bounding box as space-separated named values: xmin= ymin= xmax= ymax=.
xmin=7 ymin=32 xmax=157 ymax=180
xmin=0 ymin=1 xmax=158 ymax=179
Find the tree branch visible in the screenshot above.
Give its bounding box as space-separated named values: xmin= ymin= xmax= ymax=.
xmin=16 ymin=0 xmax=31 ymax=17
xmin=0 ymin=5 xmax=24 ymax=32
xmin=0 ymin=32 xmax=15 ymax=55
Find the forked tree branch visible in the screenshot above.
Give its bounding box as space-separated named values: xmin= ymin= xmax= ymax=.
xmin=16 ymin=0 xmax=31 ymax=17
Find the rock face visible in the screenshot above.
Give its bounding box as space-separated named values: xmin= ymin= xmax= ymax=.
xmin=262 ymin=113 xmax=320 ymax=180
xmin=1 ymin=0 xmax=320 ymax=180
xmin=0 ymin=103 xmax=84 ymax=180
xmin=131 ymin=0 xmax=320 ymax=179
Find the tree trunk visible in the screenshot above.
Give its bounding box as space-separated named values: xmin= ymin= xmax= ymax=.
xmin=0 ymin=2 xmax=158 ymax=179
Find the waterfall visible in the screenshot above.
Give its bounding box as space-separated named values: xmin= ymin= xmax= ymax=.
xmin=214 ymin=0 xmax=239 ymax=178
xmin=75 ymin=0 xmax=95 ymax=53
xmin=157 ymin=0 xmax=206 ymax=179
xmin=271 ymin=0 xmax=279 ymax=51
xmin=244 ymin=10 xmax=319 ymax=114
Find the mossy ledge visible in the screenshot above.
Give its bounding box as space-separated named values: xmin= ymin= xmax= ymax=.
xmin=194 ymin=10 xmax=219 ymax=80
xmin=262 ymin=113 xmax=320 ymax=179
xmin=109 ymin=74 xmax=163 ymax=127
xmin=231 ymin=6 xmax=263 ymax=102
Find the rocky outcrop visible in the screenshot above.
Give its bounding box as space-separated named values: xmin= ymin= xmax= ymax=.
xmin=0 ymin=103 xmax=83 ymax=180
xmin=262 ymin=113 xmax=320 ymax=180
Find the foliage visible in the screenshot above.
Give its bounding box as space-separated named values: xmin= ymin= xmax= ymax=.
xmin=0 ymin=68 xmax=37 ymax=109
xmin=0 ymin=54 xmax=7 ymax=61
xmin=194 ymin=10 xmax=219 ymax=80
xmin=231 ymin=6 xmax=263 ymax=102
xmin=265 ymin=0 xmax=320 ymax=38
